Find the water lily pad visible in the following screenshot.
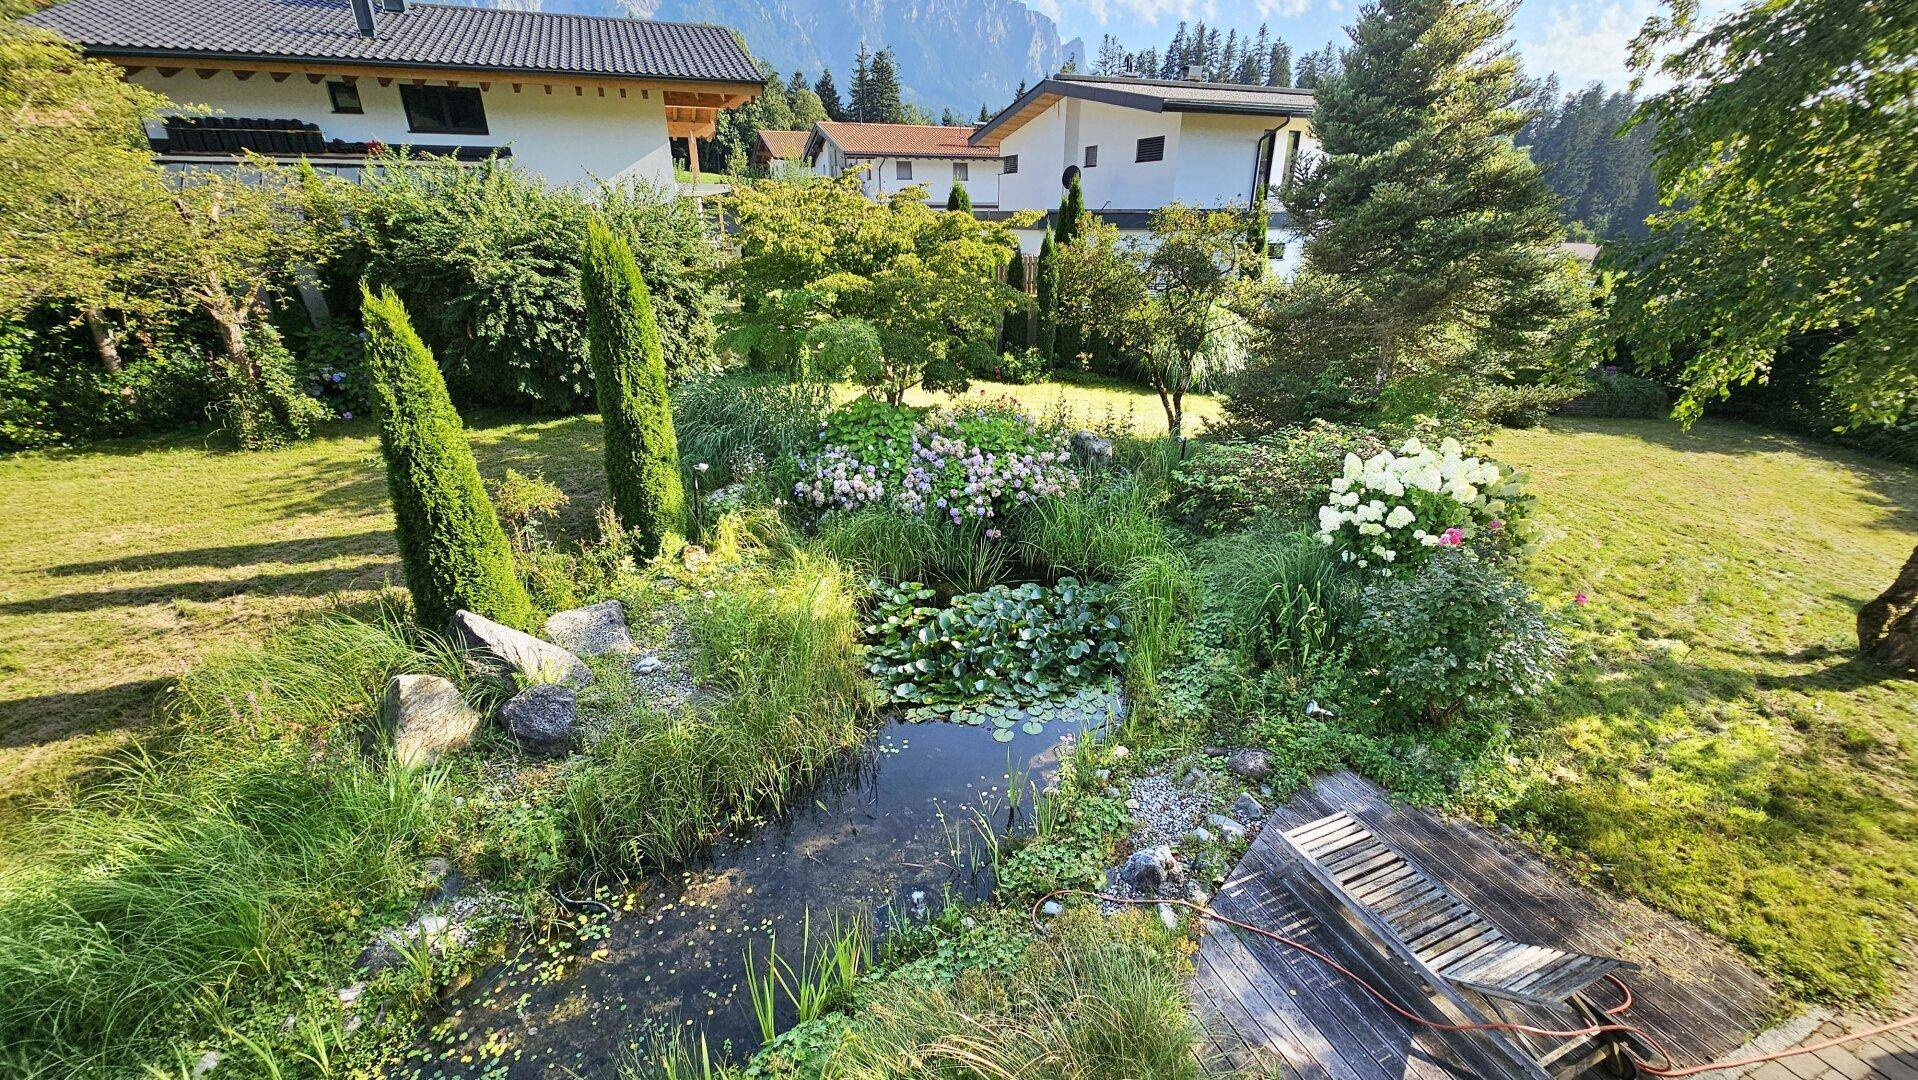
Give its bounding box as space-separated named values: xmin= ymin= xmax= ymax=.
xmin=992 ymin=728 xmax=1015 ymax=743
xmin=1021 ymin=720 xmax=1045 ymax=735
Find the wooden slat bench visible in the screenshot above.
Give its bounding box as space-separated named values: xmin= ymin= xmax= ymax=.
xmin=1277 ymin=811 xmax=1641 ymax=1079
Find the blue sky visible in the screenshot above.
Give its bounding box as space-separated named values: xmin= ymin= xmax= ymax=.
xmin=1038 ymin=0 xmax=1680 ymax=92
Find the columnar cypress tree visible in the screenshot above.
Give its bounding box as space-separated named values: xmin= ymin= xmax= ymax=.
xmin=581 ymin=220 xmax=684 ymax=557
xmin=360 ymin=284 xmax=534 ymax=631
xmin=946 ymin=182 xmax=972 ymax=212
xmin=1001 ymin=249 xmax=1029 ymax=351
xmin=1284 ymin=0 xmax=1570 ymax=387
xmin=1034 ymin=233 xmax=1060 ymax=359
xmin=1054 ymin=172 xmax=1087 ymax=245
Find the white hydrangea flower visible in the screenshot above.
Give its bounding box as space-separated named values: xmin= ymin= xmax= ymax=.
xmin=1385 ymin=505 xmax=1415 ymax=529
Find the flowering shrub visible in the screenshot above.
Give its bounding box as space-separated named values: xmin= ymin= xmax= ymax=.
xmin=793 ymin=397 xmax=1078 ymax=525
xmin=1313 ymin=436 xmax=1522 ymax=571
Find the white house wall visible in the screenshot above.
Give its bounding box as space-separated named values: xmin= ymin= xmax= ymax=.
xmin=129 ymin=68 xmax=676 ymax=188
xmin=995 ymin=101 xmax=1067 ymax=215
xmin=1067 ymin=98 xmax=1180 ymax=211
xmin=814 ymin=149 xmax=1001 ymax=207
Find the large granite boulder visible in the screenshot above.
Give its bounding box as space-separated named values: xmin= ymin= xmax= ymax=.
xmin=501 ymin=684 xmax=577 ymax=756
xmin=544 ymin=600 xmax=635 ymax=657
xmin=1225 ymin=748 xmax=1274 ymax=781
xmin=447 ymin=609 xmax=591 ymax=689
xmin=1119 ymin=844 xmax=1182 ymax=896
xmin=384 ymin=674 xmax=483 ymax=767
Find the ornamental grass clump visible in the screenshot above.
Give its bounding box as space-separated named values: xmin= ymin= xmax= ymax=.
xmin=1313 ymin=436 xmax=1524 ymax=571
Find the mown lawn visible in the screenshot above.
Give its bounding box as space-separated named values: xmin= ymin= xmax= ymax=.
xmin=0 ymin=377 xmax=1211 ymax=824
xmin=1482 ymin=418 xmax=1918 ymax=1003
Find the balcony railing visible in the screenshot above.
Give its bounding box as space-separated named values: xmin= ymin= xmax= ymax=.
xmin=151 ymin=116 xmax=510 ymax=163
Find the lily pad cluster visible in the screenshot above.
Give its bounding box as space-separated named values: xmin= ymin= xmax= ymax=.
xmin=863 ymin=578 xmax=1129 ymax=737
xmin=935 ymin=683 xmax=1127 ymax=741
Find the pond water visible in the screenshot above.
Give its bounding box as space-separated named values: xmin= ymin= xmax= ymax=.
xmin=417 ymin=711 xmax=1101 ymax=1077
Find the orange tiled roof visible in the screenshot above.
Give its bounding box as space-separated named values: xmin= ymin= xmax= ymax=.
xmin=756 ymin=129 xmax=809 ymax=158
xmin=812 ymin=121 xmax=999 ymax=159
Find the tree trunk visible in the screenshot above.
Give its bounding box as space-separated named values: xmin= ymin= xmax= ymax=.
xmin=1859 ymin=543 xmax=1918 ymax=674
xmin=83 ymin=309 xmax=122 ymax=373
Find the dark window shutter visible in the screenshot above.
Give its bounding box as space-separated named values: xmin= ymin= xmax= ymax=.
xmin=1084 ymin=145 xmax=1099 ymax=167
xmin=1003 ymin=154 xmax=1019 ymax=174
xmin=1136 ymin=135 xmax=1165 ymax=163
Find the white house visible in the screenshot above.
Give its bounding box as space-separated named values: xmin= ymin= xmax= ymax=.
xmin=805 ymin=122 xmax=1002 ymax=208
xmin=969 ymin=74 xmax=1317 ymax=266
xmin=22 ymin=0 xmax=764 ymax=187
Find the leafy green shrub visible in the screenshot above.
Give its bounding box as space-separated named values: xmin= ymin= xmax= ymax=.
xmin=863 ymin=578 xmax=1127 ymax=720
xmin=361 ymin=284 xmax=535 ymax=630
xmin=1470 ymin=382 xmax=1582 ymax=427
xmin=582 ymin=220 xmax=684 ymax=557
xmin=1561 ymin=366 xmax=1670 ymax=418
xmin=1001 ymin=250 xmax=1030 ymax=353
xmin=1209 ymin=522 xmax=1357 ymax=670
xmin=1346 ymin=547 xmax=1563 ymax=724
xmin=214 ymin=322 xmax=330 ymax=450
xmin=0 ymin=312 xmax=217 ymax=450
xmin=672 ymin=372 xmax=830 ymax=495
xmin=334 ymin=159 xmax=717 ymax=412
xmin=1170 ymin=421 xmax=1393 ymax=532
xmin=978 ymin=346 xmax=1049 ymax=384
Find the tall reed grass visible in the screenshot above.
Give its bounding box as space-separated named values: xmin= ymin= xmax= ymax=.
xmin=1208 ymin=521 xmax=1356 ymax=669
xmin=813 ymin=511 xmax=1012 ymax=595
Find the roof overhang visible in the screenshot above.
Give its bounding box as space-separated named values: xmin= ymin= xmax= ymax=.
xmin=93 ymin=48 xmax=761 ymax=113
xmin=970 ymin=77 xmax=1312 ymax=147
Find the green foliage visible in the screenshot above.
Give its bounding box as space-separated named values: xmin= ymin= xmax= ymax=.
xmin=1281 ymin=0 xmax=1579 ymax=398
xmin=582 ymin=220 xmax=685 ymax=557
xmin=988 ymin=347 xmax=1050 ymax=385
xmin=1170 ymin=422 xmax=1393 ymax=532
xmin=562 ymin=551 xmax=872 ymax=867
xmin=326 ymin=160 xmax=717 ymax=411
xmin=1563 ymin=366 xmax=1669 ymax=418
xmin=1606 ymin=0 xmax=1913 ymax=427
xmin=1468 ymin=382 xmax=1581 ymax=428
xmin=813 ymin=511 xmax=1012 ymax=595
xmin=944 ymin=182 xmax=972 ymax=213
xmin=863 ymin=578 xmax=1127 ymax=718
xmin=215 ymin=321 xmax=328 ymax=451
xmin=1207 ymin=522 xmax=1358 ymax=670
xmin=1000 ymin=250 xmax=1030 ymax=352
xmin=672 ymin=372 xmax=831 ymax=492
xmin=0 ymin=611 xmax=464 ymax=1076
xmin=721 ymin=174 xmax=1027 ymax=403
xmin=1033 ymin=232 xmax=1060 ymax=360
xmin=360 ymin=284 xmax=534 ymax=630
xmin=1053 ymin=172 xmax=1088 ymax=245
xmin=1517 ymin=79 xmax=1660 ymax=241
xmin=1015 ymin=471 xmax=1173 ymax=582
xmin=1347 ymin=547 xmax=1563 ymax=724
xmin=0 ymin=311 xmax=215 ymax=450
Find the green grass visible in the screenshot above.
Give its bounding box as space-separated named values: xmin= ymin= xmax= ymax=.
xmin=1475 ymin=418 xmax=1918 ymax=1003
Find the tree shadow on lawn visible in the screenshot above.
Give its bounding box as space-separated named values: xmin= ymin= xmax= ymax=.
xmin=0 ymin=679 xmax=171 ymax=752
xmin=41 ymin=529 xmax=396 ymax=577
xmin=0 ymin=562 xmax=398 ymax=617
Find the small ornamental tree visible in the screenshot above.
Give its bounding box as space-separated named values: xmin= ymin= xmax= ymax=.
xmin=361 ymin=284 xmax=534 ymax=630
xmin=1054 ymin=171 xmax=1088 ymax=245
xmin=945 ymin=182 xmax=972 ymax=212
xmin=1034 ymin=233 xmax=1061 ymax=360
xmin=1001 ymin=249 xmax=1030 ymax=351
xmin=582 ymin=219 xmax=684 ymax=557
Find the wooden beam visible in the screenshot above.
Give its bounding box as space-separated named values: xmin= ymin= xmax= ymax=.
xmin=156 ymin=66 xmax=180 ymax=77
xmin=232 ymin=69 xmax=254 ymax=81
xmin=123 ymin=65 xmax=145 ymax=75
xmin=195 ymin=68 xmax=219 ymax=79
xmin=306 ymin=73 xmax=325 ymax=83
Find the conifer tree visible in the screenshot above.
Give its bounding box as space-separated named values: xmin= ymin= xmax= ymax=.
xmin=978 ymin=104 xmax=992 ymax=122
xmin=1163 ymin=23 xmax=1188 ymax=76
xmin=815 ymin=69 xmax=846 ymax=121
xmin=867 ymin=49 xmax=906 ymax=123
xmin=1001 ymin=249 xmax=1029 ymax=351
xmin=1268 ymin=41 xmax=1291 ymax=85
xmin=1034 ymin=232 xmax=1060 ymax=359
xmin=1054 ymin=171 xmax=1088 ymax=245
xmin=849 ymin=45 xmax=874 ymax=121
xmin=581 ymin=220 xmax=684 ymax=557
xmin=946 ymin=182 xmax=972 ymax=212
xmin=360 ymin=285 xmax=534 ymax=630
xmin=1284 ymin=0 xmax=1572 ymax=389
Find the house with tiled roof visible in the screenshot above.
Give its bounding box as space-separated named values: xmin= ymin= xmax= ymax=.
xmin=751 ymin=129 xmax=809 ymax=176
xmin=971 ymin=72 xmax=1317 ymax=263
xmin=804 ymin=121 xmax=1001 ymax=208
xmin=22 ymin=0 xmax=763 ymax=186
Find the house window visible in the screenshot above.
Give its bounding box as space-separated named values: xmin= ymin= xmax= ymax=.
xmin=953 ymin=162 xmax=969 ymax=181
xmin=326 ymin=80 xmax=363 ymax=114
xmin=1136 ymin=135 xmax=1165 ymax=163
xmin=1084 ymin=144 xmax=1098 ymax=167
xmin=1003 ymin=154 xmax=1019 ymax=174
xmin=399 ymin=84 xmax=488 ymax=135
xmin=896 ymin=160 xmax=913 ymax=180
xmin=1283 ymin=129 xmax=1303 ymax=186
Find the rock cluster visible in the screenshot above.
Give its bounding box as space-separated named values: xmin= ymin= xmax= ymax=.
xmin=385 ymin=673 xmax=482 ymax=766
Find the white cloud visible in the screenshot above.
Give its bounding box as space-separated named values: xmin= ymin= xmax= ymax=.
xmin=1513 ymin=0 xmax=1662 ymax=89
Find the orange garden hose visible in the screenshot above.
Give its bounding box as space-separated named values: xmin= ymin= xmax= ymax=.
xmin=1037 ymin=890 xmax=1918 ymax=1077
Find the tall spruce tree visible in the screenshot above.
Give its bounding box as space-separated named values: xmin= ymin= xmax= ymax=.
xmin=1268 ymin=41 xmax=1292 ymax=85
xmin=360 ymin=285 xmax=534 ymax=630
xmin=581 ymin=221 xmax=684 ymax=557
xmin=1284 ymin=0 xmax=1572 ymax=388
xmin=867 ymin=49 xmax=906 ymax=123
xmin=849 ymin=45 xmax=874 ymax=121
xmin=815 ymin=69 xmax=846 ymax=121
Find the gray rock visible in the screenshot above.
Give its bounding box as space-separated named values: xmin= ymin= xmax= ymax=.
xmin=1040 ymin=900 xmax=1064 ymax=917
xmin=1120 ymin=844 xmax=1181 ymax=896
xmin=1158 ymin=903 xmax=1179 ymax=930
xmin=446 ymin=609 xmax=591 ymax=689
xmin=384 ymin=674 xmax=482 ymax=767
xmin=1202 ymin=746 xmax=1230 ymax=758
xmin=356 ymin=908 xmax=465 ymax=974
xmin=1232 ymin=793 xmax=1266 ymax=822
xmin=193 ymin=1051 xmax=221 ymax=1078
xmin=544 ymin=600 xmax=635 ymax=657
xmin=1206 ymin=813 xmax=1247 ymax=841
xmin=501 ymin=684 xmax=577 ymax=756
xmin=1225 ymin=748 xmax=1273 ymax=781
xmin=1187 ymin=826 xmax=1214 ymax=845
xmin=631 ymin=654 xmax=663 ymax=675
xmin=1070 ymin=430 xmax=1115 ymax=467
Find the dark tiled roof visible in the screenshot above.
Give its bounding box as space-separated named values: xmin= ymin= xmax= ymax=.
xmin=809 ymin=122 xmax=1000 ymax=159
xmin=21 ymin=0 xmax=764 ymax=83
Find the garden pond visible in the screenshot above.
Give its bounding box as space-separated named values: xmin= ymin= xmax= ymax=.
xmin=418 ymin=689 xmax=1122 ymax=1077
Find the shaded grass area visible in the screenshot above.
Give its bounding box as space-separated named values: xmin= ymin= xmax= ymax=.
xmin=0 ymin=377 xmax=1210 ymax=822
xmin=1474 ymin=418 xmax=1918 ymax=1003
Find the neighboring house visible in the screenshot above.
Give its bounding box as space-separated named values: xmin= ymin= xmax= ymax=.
xmin=804 ymin=122 xmax=1001 ymax=208
xmin=751 ymin=129 xmax=809 ymax=177
xmin=22 ymin=0 xmax=763 ymax=186
xmin=970 ymin=73 xmax=1317 ymax=265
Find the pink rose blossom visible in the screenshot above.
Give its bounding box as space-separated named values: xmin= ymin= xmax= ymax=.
xmin=1487 ymin=519 xmax=1504 ymax=531
xmin=1574 ymin=592 xmax=1589 ymax=606
xmin=1437 ymin=526 xmax=1465 ymax=547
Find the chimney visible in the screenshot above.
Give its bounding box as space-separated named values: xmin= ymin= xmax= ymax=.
xmin=1181 ymin=64 xmax=1202 ymax=81
xmin=350 ymin=0 xmax=376 ymax=37
xmin=382 ymin=0 xmax=405 ymax=11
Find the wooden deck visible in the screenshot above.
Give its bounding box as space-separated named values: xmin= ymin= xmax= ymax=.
xmin=1191 ymin=771 xmax=1782 ymax=1078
